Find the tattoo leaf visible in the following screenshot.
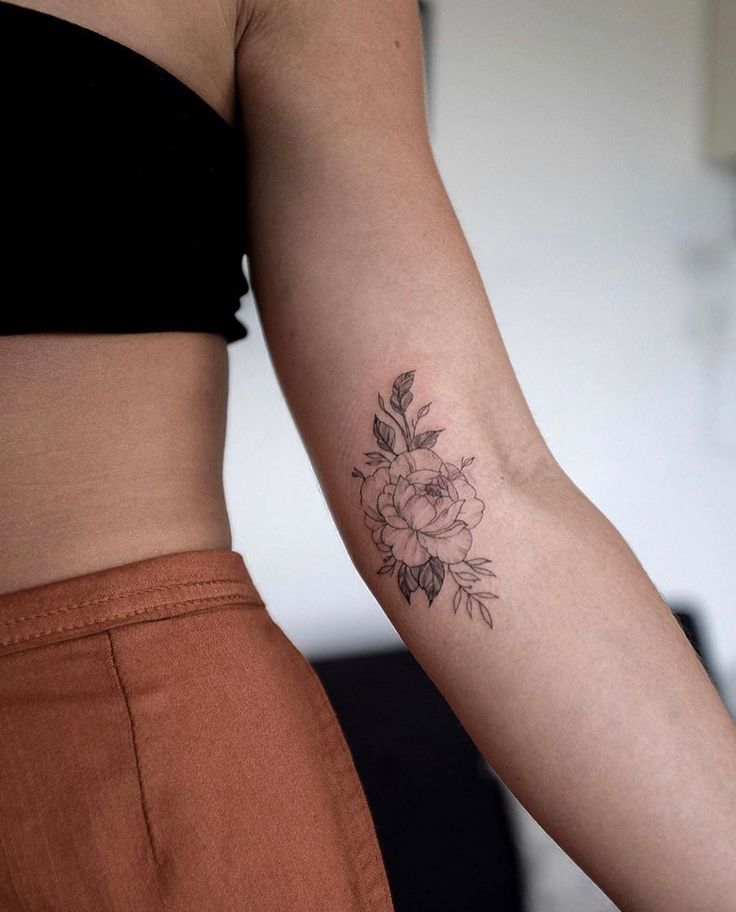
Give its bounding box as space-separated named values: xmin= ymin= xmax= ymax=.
xmin=413 ymin=429 xmax=443 ymax=449
xmin=397 ymin=562 xmax=420 ymax=603
xmin=372 ymin=415 xmax=396 ymax=454
xmin=390 ymin=371 xmax=416 ymax=414
xmin=454 ymin=571 xmax=479 ymax=582
xmin=452 ymin=587 xmax=462 ymax=614
xmin=465 ymin=595 xmax=474 ymax=619
xmin=417 ymin=403 xmax=431 ymax=420
xmin=478 ymin=601 xmax=494 ymax=628
xmin=466 ymin=558 xmax=495 ymax=578
xmin=364 ymin=451 xmax=390 ymax=467
xmin=417 ymin=557 xmax=445 ymax=605
xmin=393 ymin=370 xmax=415 ymax=395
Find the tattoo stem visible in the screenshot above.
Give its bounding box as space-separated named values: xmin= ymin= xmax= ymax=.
xmin=379 ymin=400 xmax=411 ymax=452
xmin=400 ymin=412 xmax=414 ymax=450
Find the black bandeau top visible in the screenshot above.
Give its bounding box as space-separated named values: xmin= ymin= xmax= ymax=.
xmin=0 ymin=0 xmax=249 ymax=344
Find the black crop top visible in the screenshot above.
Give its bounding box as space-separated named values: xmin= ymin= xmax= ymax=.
xmin=0 ymin=1 xmax=249 ymax=344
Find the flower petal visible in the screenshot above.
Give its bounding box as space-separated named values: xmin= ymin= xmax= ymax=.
xmin=430 ymin=521 xmax=467 ymax=538
xmin=360 ymin=467 xmax=390 ymax=519
xmin=458 ymin=497 xmax=484 ymax=529
xmin=403 ymin=494 xmax=437 ymax=530
xmin=393 ymin=476 xmax=415 ymax=514
xmin=382 ymin=525 xmax=430 ymax=567
xmin=440 ymin=462 xmax=461 ymax=480
xmin=406 ymin=469 xmax=441 ymax=486
xmin=364 ymin=514 xmax=388 ymax=548
xmin=422 ymin=499 xmax=463 ymax=533
xmin=419 ymin=525 xmax=472 ymax=564
xmin=452 ymin=476 xmax=476 ymax=500
xmin=377 ymin=492 xmax=408 ymax=528
xmin=389 ymin=448 xmax=444 ymax=484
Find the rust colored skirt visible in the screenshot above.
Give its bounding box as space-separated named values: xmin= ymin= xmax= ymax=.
xmin=0 ymin=549 xmax=394 ymax=912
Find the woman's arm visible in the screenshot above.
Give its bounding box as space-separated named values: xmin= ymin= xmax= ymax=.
xmin=234 ymin=1 xmax=736 ymax=908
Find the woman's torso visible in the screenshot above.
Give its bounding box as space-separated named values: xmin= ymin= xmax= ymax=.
xmin=0 ymin=0 xmax=243 ymax=593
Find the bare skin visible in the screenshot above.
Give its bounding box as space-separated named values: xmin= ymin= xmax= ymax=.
xmin=234 ymin=1 xmax=736 ymax=910
xmin=0 ymin=0 xmax=238 ymax=593
xmin=3 ymin=2 xmax=736 ymax=911
xmin=0 ymin=333 xmax=232 ymax=593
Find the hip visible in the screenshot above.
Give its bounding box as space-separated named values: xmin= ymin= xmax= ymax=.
xmin=0 ymin=548 xmax=393 ymax=912
xmin=0 ymin=331 xmax=232 ymax=594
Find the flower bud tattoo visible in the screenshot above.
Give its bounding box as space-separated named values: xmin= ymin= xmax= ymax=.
xmin=352 ymin=370 xmax=498 ymax=627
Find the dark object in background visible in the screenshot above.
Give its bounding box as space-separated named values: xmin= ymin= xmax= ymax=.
xmin=312 ymin=647 xmax=525 ymax=912
xmin=669 ymin=604 xmax=720 ymax=692
xmin=312 ymin=604 xmax=718 ymax=912
xmin=418 ymin=2 xmax=433 ymax=128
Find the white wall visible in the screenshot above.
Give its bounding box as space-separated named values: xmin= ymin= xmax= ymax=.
xmin=224 ymin=0 xmax=736 ymax=684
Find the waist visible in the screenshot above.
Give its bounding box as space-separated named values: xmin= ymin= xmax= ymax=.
xmin=0 ymin=332 xmax=232 ymax=594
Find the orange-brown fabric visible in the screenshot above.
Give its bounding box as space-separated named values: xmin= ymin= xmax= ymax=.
xmin=0 ymin=549 xmax=394 ymax=912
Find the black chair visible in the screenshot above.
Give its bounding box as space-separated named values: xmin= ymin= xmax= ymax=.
xmin=313 ymin=647 xmax=525 ymax=912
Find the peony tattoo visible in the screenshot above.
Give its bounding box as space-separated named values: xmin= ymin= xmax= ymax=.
xmin=352 ymin=370 xmax=498 ymax=628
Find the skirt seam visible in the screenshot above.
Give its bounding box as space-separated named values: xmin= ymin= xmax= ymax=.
xmin=0 ymin=577 xmax=252 ymax=628
xmin=0 ymin=592 xmax=258 ymax=650
xmin=105 ymin=630 xmax=161 ymax=870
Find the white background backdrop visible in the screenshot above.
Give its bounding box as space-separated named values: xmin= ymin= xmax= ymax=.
xmin=224 ymin=0 xmax=736 ymax=693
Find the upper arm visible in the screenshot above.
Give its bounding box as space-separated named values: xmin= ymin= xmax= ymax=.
xmin=234 ymin=0 xmax=430 ymax=148
xmin=233 ymin=0 xmax=552 ymax=509
xmin=233 ymin=0 xmax=436 ymax=338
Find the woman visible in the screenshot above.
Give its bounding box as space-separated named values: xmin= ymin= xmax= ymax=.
xmin=1 ymin=0 xmax=734 ymax=910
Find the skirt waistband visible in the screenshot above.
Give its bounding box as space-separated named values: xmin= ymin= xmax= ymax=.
xmin=0 ymin=549 xmax=264 ymax=657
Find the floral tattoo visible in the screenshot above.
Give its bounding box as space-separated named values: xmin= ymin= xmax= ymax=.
xmin=352 ymin=370 xmax=498 ymax=628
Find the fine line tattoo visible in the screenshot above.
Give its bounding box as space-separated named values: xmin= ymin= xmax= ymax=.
xmin=352 ymin=370 xmax=499 ymax=628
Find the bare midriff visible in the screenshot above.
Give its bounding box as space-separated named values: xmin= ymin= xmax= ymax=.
xmin=0 ymin=333 xmax=233 ymax=594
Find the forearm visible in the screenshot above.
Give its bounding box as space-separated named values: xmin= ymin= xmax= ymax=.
xmin=376 ymin=453 xmax=736 ymax=912
xmin=304 ymin=361 xmax=736 ymax=912
xmin=251 ymin=220 xmax=736 ymax=909
xmin=236 ymin=2 xmax=736 ymax=904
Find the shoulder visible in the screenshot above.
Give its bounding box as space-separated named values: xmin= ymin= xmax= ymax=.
xmin=233 ymin=0 xmax=429 ymax=148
